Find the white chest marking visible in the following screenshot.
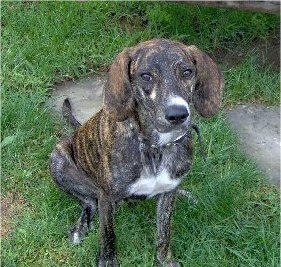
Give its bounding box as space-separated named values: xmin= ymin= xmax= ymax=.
xmin=129 ymin=168 xmax=181 ymax=198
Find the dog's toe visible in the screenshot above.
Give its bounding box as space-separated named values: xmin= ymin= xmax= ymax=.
xmin=69 ymin=228 xmax=83 ymax=245
xmin=164 ymin=260 xmax=181 ymax=267
xmin=69 ymin=224 xmax=91 ymax=245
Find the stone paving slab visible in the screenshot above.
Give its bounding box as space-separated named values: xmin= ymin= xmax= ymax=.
xmin=227 ymin=105 xmax=280 ymax=186
xmin=50 ymin=76 xmax=105 ymax=124
xmin=49 ymin=76 xmax=280 ymax=187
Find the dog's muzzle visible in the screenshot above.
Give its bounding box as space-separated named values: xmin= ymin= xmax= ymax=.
xmin=154 ymin=102 xmax=191 ymax=134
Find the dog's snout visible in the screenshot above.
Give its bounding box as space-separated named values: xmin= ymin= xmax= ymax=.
xmin=165 ymin=105 xmax=189 ymax=125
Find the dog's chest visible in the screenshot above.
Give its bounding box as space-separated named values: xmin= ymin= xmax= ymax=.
xmin=128 ymin=146 xmax=181 ymax=198
xmin=129 ymin=167 xmax=181 ymax=198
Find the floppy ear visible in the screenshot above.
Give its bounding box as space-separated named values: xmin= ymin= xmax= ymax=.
xmin=103 ymin=49 xmax=133 ymax=121
xmin=186 ymin=45 xmax=224 ymax=118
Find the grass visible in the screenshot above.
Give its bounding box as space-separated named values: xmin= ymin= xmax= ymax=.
xmin=224 ymin=56 xmax=280 ymax=106
xmin=2 ymin=2 xmax=280 ymax=267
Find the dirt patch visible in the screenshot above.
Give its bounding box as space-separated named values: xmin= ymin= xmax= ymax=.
xmin=1 ymin=192 xmax=25 ymax=237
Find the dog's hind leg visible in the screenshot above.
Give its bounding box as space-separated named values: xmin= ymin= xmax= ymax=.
xmin=50 ymin=138 xmax=98 ymax=244
xmin=69 ymin=200 xmax=97 ymax=244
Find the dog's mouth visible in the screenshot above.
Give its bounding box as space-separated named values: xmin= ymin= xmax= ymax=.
xmin=153 ymin=119 xmax=191 ymax=146
xmin=138 ymin=110 xmax=191 ymax=147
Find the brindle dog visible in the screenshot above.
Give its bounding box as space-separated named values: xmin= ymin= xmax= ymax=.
xmin=50 ymin=39 xmax=223 ymax=266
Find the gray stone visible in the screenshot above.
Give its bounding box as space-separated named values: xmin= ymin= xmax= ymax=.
xmin=227 ymin=105 xmax=280 ymax=186
xmin=50 ymin=76 xmax=105 ymax=124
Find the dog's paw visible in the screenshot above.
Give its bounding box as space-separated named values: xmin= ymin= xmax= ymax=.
xmin=98 ymin=257 xmax=119 ymax=267
xmin=69 ymin=228 xmax=83 ymax=245
xmin=155 ymin=254 xmax=181 ymax=267
xmin=68 ymin=219 xmax=93 ymax=245
xmin=69 ymin=224 xmax=91 ymax=245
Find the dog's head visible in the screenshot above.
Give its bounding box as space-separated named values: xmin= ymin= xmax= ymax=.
xmin=103 ymin=39 xmax=223 ymax=145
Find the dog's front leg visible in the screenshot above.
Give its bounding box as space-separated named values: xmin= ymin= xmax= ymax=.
xmin=97 ymin=192 xmax=119 ymax=267
xmin=156 ymin=191 xmax=180 ymax=267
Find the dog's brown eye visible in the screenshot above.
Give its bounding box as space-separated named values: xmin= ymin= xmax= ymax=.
xmin=141 ymin=73 xmax=153 ymax=82
xmin=183 ymin=69 xmax=193 ymax=78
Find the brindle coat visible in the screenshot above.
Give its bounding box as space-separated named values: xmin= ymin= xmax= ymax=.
xmin=50 ymin=39 xmax=223 ymax=267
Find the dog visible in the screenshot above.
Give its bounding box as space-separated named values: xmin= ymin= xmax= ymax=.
xmin=50 ymin=39 xmax=223 ymax=266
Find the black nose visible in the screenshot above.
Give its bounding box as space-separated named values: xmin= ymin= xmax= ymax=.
xmin=165 ymin=105 xmax=189 ymax=125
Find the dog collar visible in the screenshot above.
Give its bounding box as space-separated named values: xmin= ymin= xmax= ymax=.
xmin=150 ymin=131 xmax=189 ymax=149
xmin=129 ymin=122 xmax=206 ymax=161
xmin=129 ymin=122 xmax=190 ymax=149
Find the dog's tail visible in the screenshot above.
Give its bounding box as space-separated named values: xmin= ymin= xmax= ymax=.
xmin=62 ymin=98 xmax=81 ymax=128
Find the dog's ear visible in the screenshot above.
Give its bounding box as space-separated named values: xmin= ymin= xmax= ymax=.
xmin=184 ymin=45 xmax=224 ymax=118
xmin=103 ymin=48 xmax=133 ymax=121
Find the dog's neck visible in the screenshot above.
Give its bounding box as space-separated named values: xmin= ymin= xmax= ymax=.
xmin=128 ymin=117 xmax=206 ymax=162
xmin=128 ymin=121 xmax=190 ymax=149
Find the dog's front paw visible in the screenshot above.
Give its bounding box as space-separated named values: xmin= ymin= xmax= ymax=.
xmin=98 ymin=257 xmax=119 ymax=267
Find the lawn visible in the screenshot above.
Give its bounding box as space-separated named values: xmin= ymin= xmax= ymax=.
xmin=1 ymin=2 xmax=280 ymax=267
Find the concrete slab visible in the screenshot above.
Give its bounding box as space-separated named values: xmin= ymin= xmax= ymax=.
xmin=227 ymin=105 xmax=280 ymax=186
xmin=49 ymin=76 xmax=280 ymax=187
xmin=50 ymin=76 xmax=105 ymax=124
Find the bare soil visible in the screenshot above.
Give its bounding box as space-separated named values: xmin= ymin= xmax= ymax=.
xmin=1 ymin=193 xmax=25 ymax=237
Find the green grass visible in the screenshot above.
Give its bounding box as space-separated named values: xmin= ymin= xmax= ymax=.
xmin=224 ymin=56 xmax=280 ymax=106
xmin=2 ymin=2 xmax=280 ymax=267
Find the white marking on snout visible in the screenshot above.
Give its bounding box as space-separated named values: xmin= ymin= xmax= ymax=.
xmin=168 ymin=96 xmax=189 ymax=109
xmin=129 ymin=168 xmax=181 ymax=198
